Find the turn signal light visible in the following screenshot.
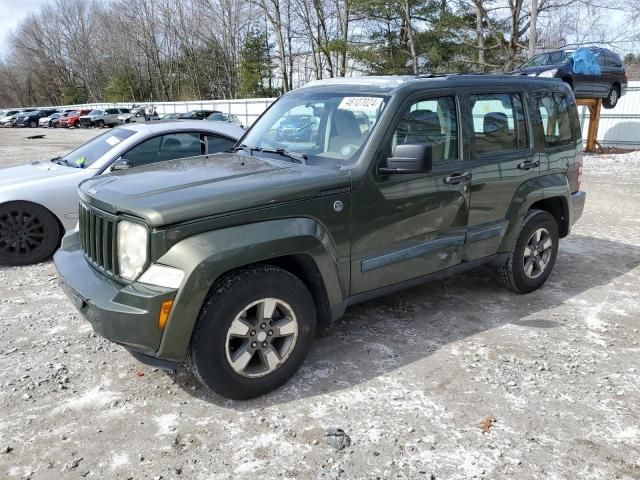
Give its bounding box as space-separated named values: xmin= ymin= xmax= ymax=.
xmin=158 ymin=300 xmax=174 ymax=330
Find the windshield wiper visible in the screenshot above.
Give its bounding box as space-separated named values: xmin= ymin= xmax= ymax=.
xmin=232 ymin=144 xmax=307 ymax=164
xmin=258 ymin=147 xmax=307 ymax=164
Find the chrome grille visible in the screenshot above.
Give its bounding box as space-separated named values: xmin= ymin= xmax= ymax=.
xmin=79 ymin=204 xmax=118 ymax=275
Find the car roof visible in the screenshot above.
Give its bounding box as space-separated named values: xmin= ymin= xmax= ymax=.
xmin=295 ymin=74 xmax=563 ymax=95
xmin=116 ymin=119 xmax=245 ymax=139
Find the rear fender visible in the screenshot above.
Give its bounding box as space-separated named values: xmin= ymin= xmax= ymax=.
xmin=499 ymin=174 xmax=571 ymax=253
xmin=154 ymin=217 xmax=347 ymax=361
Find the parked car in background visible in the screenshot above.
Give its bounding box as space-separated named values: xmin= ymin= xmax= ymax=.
xmin=206 ymin=112 xmax=243 ymax=127
xmin=15 ymin=109 xmax=58 ymax=128
xmin=511 ymin=46 xmax=628 ymax=108
xmin=0 ymin=120 xmax=244 ymax=265
xmin=58 ymin=109 xmax=91 ymax=128
xmin=0 ymin=110 xmax=22 ymax=127
xmin=80 ymin=108 xmax=130 ymax=128
xmin=118 ymin=107 xmax=158 ymax=124
xmin=180 ymin=110 xmax=218 ymax=120
xmin=39 ymin=112 xmax=64 ymax=127
xmin=51 ymin=112 xmax=71 ymax=128
xmin=274 ymin=114 xmax=316 ymax=142
xmin=160 ymin=112 xmax=182 ymax=120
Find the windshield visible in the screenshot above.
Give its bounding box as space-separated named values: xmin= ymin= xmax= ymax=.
xmin=522 ymin=50 xmax=574 ymax=68
xmin=240 ymin=91 xmax=388 ymax=167
xmin=88 ymin=109 xmax=103 ymax=115
xmin=58 ymin=128 xmax=136 ymax=168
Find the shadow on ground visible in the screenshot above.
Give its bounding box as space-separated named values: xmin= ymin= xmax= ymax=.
xmin=169 ymin=233 xmax=639 ymax=406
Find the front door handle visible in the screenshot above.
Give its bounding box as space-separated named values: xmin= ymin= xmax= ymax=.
xmin=444 ymin=172 xmax=472 ymax=185
xmin=517 ymin=159 xmax=540 ymax=170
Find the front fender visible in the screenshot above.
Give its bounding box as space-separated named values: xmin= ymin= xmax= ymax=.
xmin=154 ymin=217 xmax=348 ymax=361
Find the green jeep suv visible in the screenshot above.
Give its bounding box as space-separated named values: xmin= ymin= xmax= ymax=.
xmin=55 ymin=75 xmax=586 ymax=399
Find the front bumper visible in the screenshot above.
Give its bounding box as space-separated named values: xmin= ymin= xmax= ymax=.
xmin=54 ymin=233 xmax=176 ymax=358
xmin=571 ymin=191 xmax=586 ymax=226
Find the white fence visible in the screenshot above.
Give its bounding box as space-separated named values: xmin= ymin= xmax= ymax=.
xmin=50 ymin=98 xmax=276 ymax=128
xmin=579 ymin=81 xmax=640 ymax=148
xmin=45 ymin=80 xmax=640 ymax=148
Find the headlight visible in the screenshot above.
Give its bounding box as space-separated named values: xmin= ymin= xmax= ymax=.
xmin=117 ymin=220 xmax=148 ymax=280
xmin=138 ymin=264 xmax=184 ymax=289
xmin=538 ymin=69 xmax=558 ymax=78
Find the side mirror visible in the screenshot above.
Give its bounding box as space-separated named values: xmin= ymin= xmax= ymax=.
xmin=379 ymin=143 xmax=433 ymax=174
xmin=111 ymin=158 xmax=133 ymax=172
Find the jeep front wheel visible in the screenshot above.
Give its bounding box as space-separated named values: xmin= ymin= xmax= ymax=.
xmin=189 ymin=265 xmax=316 ymax=399
xmin=497 ymin=209 xmax=559 ymax=293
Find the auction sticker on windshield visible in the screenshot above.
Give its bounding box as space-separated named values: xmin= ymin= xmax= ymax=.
xmin=339 ymin=97 xmax=383 ymax=110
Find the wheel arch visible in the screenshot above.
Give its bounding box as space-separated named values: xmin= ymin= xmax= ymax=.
xmin=499 ymin=175 xmax=571 ymax=253
xmin=528 ymin=196 xmax=570 ymax=237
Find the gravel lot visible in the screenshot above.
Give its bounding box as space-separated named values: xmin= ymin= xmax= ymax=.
xmin=1 ymin=127 xmax=639 ymax=480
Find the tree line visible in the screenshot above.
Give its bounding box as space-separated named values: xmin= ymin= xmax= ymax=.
xmin=0 ymin=0 xmax=638 ymax=107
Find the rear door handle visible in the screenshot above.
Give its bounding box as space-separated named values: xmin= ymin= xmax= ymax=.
xmin=444 ymin=172 xmax=471 ymax=185
xmin=517 ymin=160 xmax=540 ymax=170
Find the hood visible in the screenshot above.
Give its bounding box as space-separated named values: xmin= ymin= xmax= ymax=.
xmin=0 ymin=160 xmax=85 ymax=189
xmin=79 ymin=153 xmax=352 ymax=227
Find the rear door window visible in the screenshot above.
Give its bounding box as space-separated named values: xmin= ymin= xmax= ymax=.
xmin=535 ymin=92 xmax=574 ymax=147
xmin=470 ymin=93 xmax=529 ymax=156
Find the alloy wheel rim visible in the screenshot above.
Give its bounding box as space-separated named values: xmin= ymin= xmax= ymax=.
xmin=0 ymin=209 xmax=45 ymax=256
xmin=523 ymin=227 xmax=552 ymax=279
xmin=610 ymin=89 xmax=617 ymax=105
xmin=225 ymin=298 xmax=299 ymax=378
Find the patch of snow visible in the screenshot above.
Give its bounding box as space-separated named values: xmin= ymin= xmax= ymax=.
xmin=583 ymin=151 xmax=640 ymax=176
xmin=154 ymin=413 xmax=178 ymax=435
xmin=55 ymin=386 xmax=119 ymax=412
xmin=111 ymin=452 xmax=129 ymax=469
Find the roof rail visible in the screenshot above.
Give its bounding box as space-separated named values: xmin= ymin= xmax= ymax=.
xmin=414 ymin=72 xmax=495 ymax=79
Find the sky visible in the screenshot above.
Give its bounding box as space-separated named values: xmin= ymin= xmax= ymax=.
xmin=0 ymin=0 xmax=48 ymax=56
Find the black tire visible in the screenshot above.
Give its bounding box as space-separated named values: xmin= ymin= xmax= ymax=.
xmin=96 ymin=120 xmax=105 ymax=128
xmin=29 ymin=121 xmax=37 ymax=128
xmin=0 ymin=202 xmax=61 ymax=266
xmin=497 ymin=209 xmax=559 ymax=294
xmin=189 ymin=265 xmax=316 ymax=399
xmin=603 ymin=84 xmax=620 ymax=109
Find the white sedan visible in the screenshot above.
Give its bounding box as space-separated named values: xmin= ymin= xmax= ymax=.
xmin=0 ymin=120 xmax=244 ymax=265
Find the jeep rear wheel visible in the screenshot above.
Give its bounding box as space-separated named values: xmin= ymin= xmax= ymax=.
xmin=189 ymin=265 xmax=316 ymax=399
xmin=497 ymin=209 xmax=559 ymax=293
xmin=0 ymin=202 xmax=61 ymax=266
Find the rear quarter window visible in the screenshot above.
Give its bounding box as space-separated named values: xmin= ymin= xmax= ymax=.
xmin=535 ymin=92 xmax=575 ymax=147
